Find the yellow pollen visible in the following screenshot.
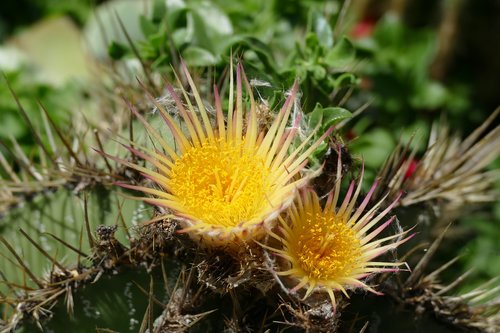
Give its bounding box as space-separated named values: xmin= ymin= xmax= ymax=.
xmin=168 ymin=138 xmax=272 ymax=228
xmin=289 ymin=211 xmax=362 ymax=281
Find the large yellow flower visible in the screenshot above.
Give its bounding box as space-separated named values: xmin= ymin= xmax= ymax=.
xmin=263 ymin=152 xmax=413 ymax=308
xmin=110 ymin=63 xmax=331 ymax=247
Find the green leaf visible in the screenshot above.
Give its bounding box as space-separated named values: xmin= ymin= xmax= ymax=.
xmin=84 ymin=0 xmax=152 ymax=58
xmin=329 ymin=72 xmax=359 ymax=88
xmin=313 ymin=12 xmax=333 ymax=48
xmin=152 ymin=0 xmax=167 ymax=22
xmin=139 ymin=15 xmax=157 ymax=36
xmin=108 ymin=41 xmax=129 ymax=60
xmin=321 ymin=106 xmax=352 ymax=128
xmin=182 ymin=46 xmax=218 ymax=66
xmin=0 ymin=112 xmax=26 ymax=139
xmin=324 ymin=36 xmax=355 ymax=67
xmin=308 ymin=103 xmax=352 ymax=129
xmin=305 ymin=33 xmax=320 ymax=51
xmin=151 ymin=54 xmax=170 ymax=69
xmin=187 ymin=2 xmax=233 ymax=54
xmin=350 ymin=128 xmax=396 ymax=168
xmin=147 ymin=32 xmax=167 ymax=50
xmin=411 ymin=81 xmax=448 ymax=110
xmin=373 ymin=13 xmax=404 ymax=46
xmin=308 ymin=103 xmax=324 ymax=128
xmin=228 ymin=36 xmax=280 ymax=78
xmin=311 ymin=64 xmax=327 ymax=80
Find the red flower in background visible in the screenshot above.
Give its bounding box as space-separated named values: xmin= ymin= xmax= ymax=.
xmin=351 ymin=17 xmax=377 ymax=39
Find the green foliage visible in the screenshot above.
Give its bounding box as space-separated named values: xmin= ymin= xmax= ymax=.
xmin=100 ymin=0 xmax=358 ymax=113
xmin=354 ymin=14 xmax=470 ymax=121
xmin=0 ymin=66 xmax=84 ymax=147
xmin=308 ymin=104 xmax=352 ymax=131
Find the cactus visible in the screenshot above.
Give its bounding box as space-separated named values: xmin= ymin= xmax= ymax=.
xmin=1 ymin=57 xmax=499 ymax=332
xmin=1 ymin=2 xmax=499 ymax=332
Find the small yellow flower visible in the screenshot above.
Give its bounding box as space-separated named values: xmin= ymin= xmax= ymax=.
xmin=263 ymin=152 xmax=413 ymax=308
xmin=109 ymin=62 xmax=331 ymax=247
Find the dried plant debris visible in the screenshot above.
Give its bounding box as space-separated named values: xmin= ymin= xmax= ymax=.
xmin=398 ymin=228 xmax=500 ymax=333
xmin=375 ymin=108 xmax=500 ymax=211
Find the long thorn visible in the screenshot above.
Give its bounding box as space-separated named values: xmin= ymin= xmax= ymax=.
xmin=19 ymin=229 xmax=66 ymax=271
xmin=406 ymin=223 xmax=452 ymax=286
xmin=83 ymin=194 xmax=95 ymax=249
xmin=115 ymin=197 xmax=131 ymax=240
xmin=0 ymin=235 xmax=44 ymax=288
xmin=114 ymin=12 xmax=157 ymax=93
xmin=44 ymin=232 xmax=88 ymax=258
xmin=3 ymin=75 xmax=55 ymax=164
xmin=39 ymin=101 xmax=83 ymax=165
xmin=94 ymin=129 xmax=113 ymax=172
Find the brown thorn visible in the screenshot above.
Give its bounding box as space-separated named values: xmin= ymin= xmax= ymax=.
xmin=93 ymin=129 xmax=113 ymax=173
xmin=0 ymin=147 xmax=20 ymax=182
xmin=44 ymin=232 xmax=88 ymax=258
xmin=191 ymin=283 xmax=204 ymax=306
xmin=92 ymin=4 xmax=111 ymax=58
xmin=400 ymin=242 xmax=429 ymax=262
xmin=0 ymin=235 xmax=44 ymax=288
xmin=435 ymin=268 xmax=474 ymax=296
xmin=338 ymin=86 xmax=354 ymax=107
xmin=0 ymin=248 xmax=26 ymax=273
xmin=425 ymin=255 xmax=461 ymax=282
xmin=161 ymin=259 xmax=170 ymax=295
xmin=333 ymin=0 xmax=352 ymax=38
xmin=50 ymin=247 xmax=59 ymax=282
xmin=2 ymin=138 xmax=42 ymax=181
xmin=132 ymin=280 xmax=165 ymax=308
xmin=96 ymin=329 xmax=120 ymax=333
xmin=0 ymin=271 xmax=18 ymax=295
xmin=115 ymin=197 xmax=131 ymax=240
xmin=114 ymin=12 xmax=158 ymax=94
xmin=19 ymin=229 xmax=66 ymax=272
xmin=0 ymin=289 xmax=16 ymax=309
xmin=2 ymin=74 xmax=55 ymax=164
xmin=359 ymin=321 xmax=370 ymax=333
xmin=406 ymin=223 xmax=452 ymax=287
xmin=138 ymin=302 xmax=150 ymax=333
xmin=38 ymin=101 xmax=83 ymax=165
xmin=337 ymin=99 xmax=372 ymax=129
xmin=148 ymin=276 xmax=154 ymax=332
xmin=76 ymin=125 xmax=91 ymax=165
xmin=32 ymin=287 xmax=66 ymax=310
xmin=163 ymin=20 xmax=180 ymax=72
xmin=169 ymin=267 xmax=184 ymax=304
xmin=83 ymin=193 xmax=95 ymax=249
xmin=460 ymin=106 xmax=500 ymax=154
xmin=76 ymin=225 xmax=84 ymax=266
xmin=180 ymin=262 xmax=196 ymax=308
xmin=0 ymin=279 xmax=36 ymax=292
xmin=129 ymin=108 xmax=134 ymax=148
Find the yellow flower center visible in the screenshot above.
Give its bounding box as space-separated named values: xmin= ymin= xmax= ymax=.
xmin=291 ymin=211 xmax=362 ymax=281
xmin=169 ymin=138 xmax=272 ymax=228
